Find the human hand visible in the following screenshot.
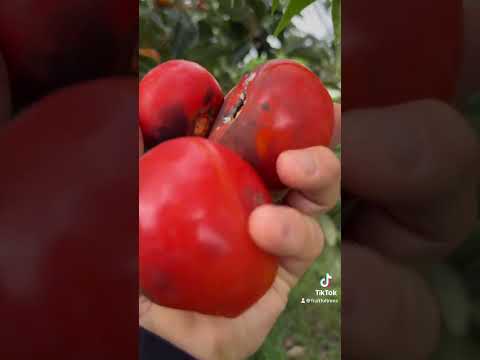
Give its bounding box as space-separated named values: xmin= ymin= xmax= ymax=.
xmin=139 ymin=105 xmax=341 ymax=360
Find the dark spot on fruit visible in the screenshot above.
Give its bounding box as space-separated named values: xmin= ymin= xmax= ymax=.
xmin=261 ymin=102 xmax=270 ymax=111
xmin=148 ymin=104 xmax=189 ymax=148
xmin=203 ymin=87 xmax=214 ymax=105
xmin=193 ymin=116 xmax=211 ymax=137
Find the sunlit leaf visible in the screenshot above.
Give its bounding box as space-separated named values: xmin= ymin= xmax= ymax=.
xmin=331 ymin=0 xmax=340 ymax=45
xmin=274 ymin=0 xmax=315 ymax=36
xmin=272 ymin=0 xmax=279 ymax=14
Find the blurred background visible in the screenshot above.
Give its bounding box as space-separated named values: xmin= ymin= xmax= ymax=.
xmin=139 ymin=0 xmax=341 ymax=359
xmin=139 ymin=0 xmax=340 ymax=100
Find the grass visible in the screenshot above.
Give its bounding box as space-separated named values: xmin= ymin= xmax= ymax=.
xmin=250 ymin=222 xmax=341 ymax=360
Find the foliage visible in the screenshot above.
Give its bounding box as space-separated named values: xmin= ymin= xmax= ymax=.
xmin=139 ymin=0 xmax=340 ymax=98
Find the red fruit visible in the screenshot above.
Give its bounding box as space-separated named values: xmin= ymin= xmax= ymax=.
xmin=343 ymin=0 xmax=463 ymax=110
xmin=209 ymin=60 xmax=334 ymax=189
xmin=139 ymin=137 xmax=278 ymax=317
xmin=139 ymin=60 xmax=223 ymax=148
xmin=0 ymin=0 xmax=137 ymax=109
xmin=0 ymin=77 xmax=137 ymax=357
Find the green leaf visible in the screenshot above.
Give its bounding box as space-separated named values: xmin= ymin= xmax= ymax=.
xmin=274 ymin=0 xmax=316 ymax=36
xmin=331 ymin=0 xmax=341 ymax=79
xmin=272 ymin=0 xmax=279 ymax=14
xmin=331 ymin=0 xmax=341 ymax=46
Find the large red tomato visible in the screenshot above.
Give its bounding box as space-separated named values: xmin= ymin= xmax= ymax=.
xmin=139 ymin=60 xmax=223 ymax=149
xmin=139 ymin=137 xmax=278 ymax=317
xmin=0 ymin=0 xmax=137 ymax=109
xmin=343 ymin=0 xmax=463 ymax=110
xmin=209 ymin=60 xmax=334 ymax=189
xmin=0 ymin=77 xmax=138 ymax=358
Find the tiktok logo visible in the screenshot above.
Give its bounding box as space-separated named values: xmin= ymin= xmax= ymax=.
xmin=320 ymin=273 xmax=333 ymax=288
xmin=301 ymin=272 xmax=338 ymax=305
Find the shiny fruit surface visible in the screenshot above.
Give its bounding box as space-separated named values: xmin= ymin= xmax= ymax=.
xmin=139 ymin=60 xmax=223 ymax=148
xmin=210 ymin=60 xmax=334 ymax=189
xmin=139 ymin=137 xmax=278 ymax=317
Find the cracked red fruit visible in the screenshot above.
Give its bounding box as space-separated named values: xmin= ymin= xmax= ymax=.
xmin=343 ymin=0 xmax=463 ymax=110
xmin=139 ymin=137 xmax=278 ymax=317
xmin=209 ymin=60 xmax=334 ymax=189
xmin=0 ymin=0 xmax=137 ymax=109
xmin=139 ymin=60 xmax=223 ymax=149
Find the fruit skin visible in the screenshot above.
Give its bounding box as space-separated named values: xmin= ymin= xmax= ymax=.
xmin=343 ymin=0 xmax=463 ymax=110
xmin=0 ymin=77 xmax=138 ymax=357
xmin=209 ymin=59 xmax=334 ymax=189
xmin=139 ymin=60 xmax=224 ymax=149
xmin=0 ymin=0 xmax=138 ymax=109
xmin=139 ymin=137 xmax=278 ymax=317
